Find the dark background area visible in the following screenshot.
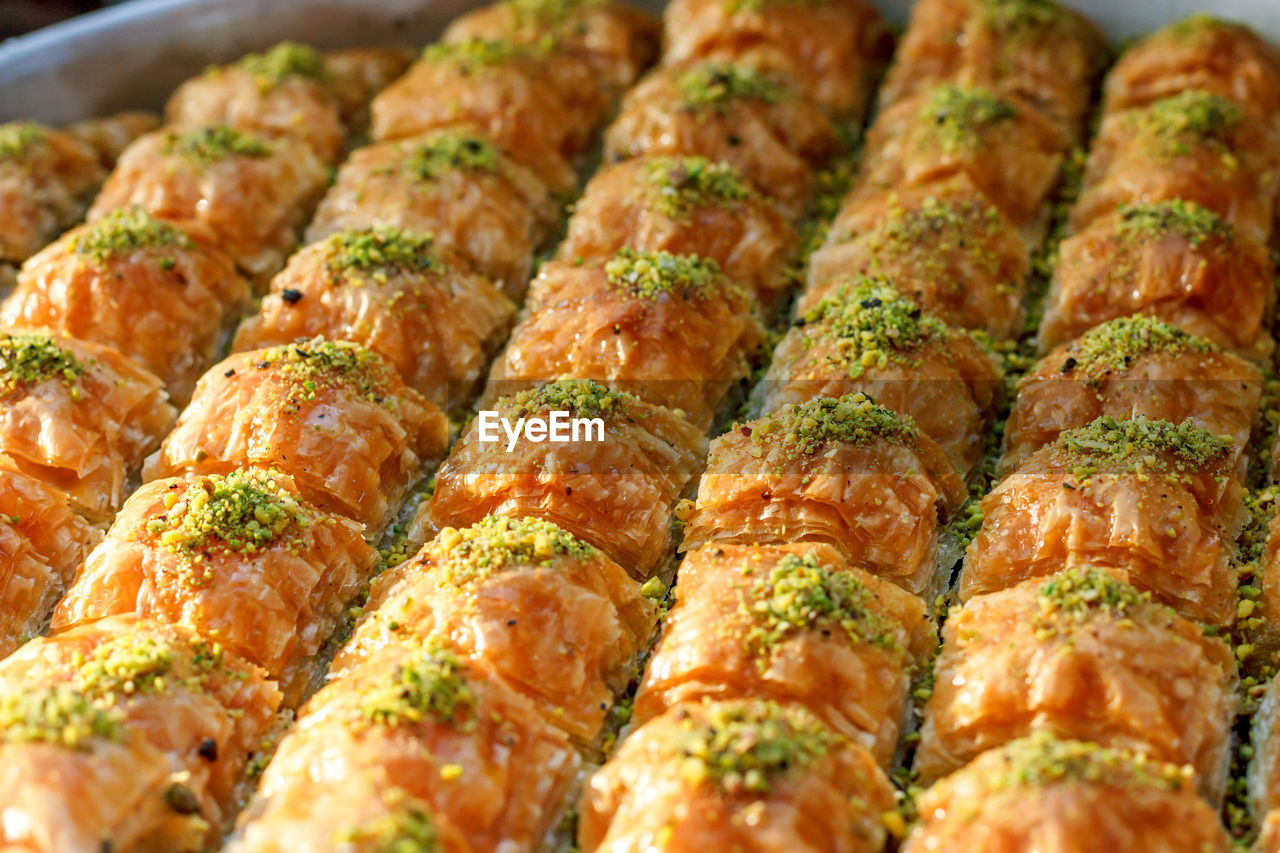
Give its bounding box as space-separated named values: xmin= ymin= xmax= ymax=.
xmin=0 ymin=0 xmax=111 ymax=40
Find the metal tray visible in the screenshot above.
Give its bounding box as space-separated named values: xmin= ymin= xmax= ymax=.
xmin=1 ymin=0 xmax=1279 ymax=124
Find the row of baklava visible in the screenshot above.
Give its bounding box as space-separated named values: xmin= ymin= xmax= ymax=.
xmin=906 ymin=12 xmax=1280 ymax=851
xmin=0 ymin=4 xmax=667 ymax=848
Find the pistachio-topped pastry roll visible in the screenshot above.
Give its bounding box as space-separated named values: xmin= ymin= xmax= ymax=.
xmin=166 ymin=42 xmax=345 ymax=163
xmin=334 ymin=516 xmax=656 ymax=746
xmin=371 ymin=38 xmax=609 ymax=193
xmin=53 ymin=469 xmax=378 ymax=707
xmin=229 ymin=644 xmax=580 ymax=853
xmin=963 ymin=416 xmax=1244 ymax=625
xmin=1005 ymin=316 xmax=1262 ymax=475
xmin=0 ymin=455 xmax=102 ymax=657
xmin=1040 ymin=201 xmax=1275 ymax=360
xmin=806 ymin=176 xmax=1030 ymax=340
xmin=905 ymin=734 xmax=1229 ymax=852
xmin=234 ymin=227 xmax=514 ymax=408
xmin=760 ymin=278 xmax=1003 ymax=478
xmin=0 ymin=329 xmax=175 ymax=523
xmin=879 ymin=0 xmax=1107 ymax=141
xmin=0 ymin=616 xmax=283 ymax=851
xmin=90 ymin=125 xmax=327 ymax=284
xmin=486 ymin=249 xmax=765 ymax=430
xmin=144 ymin=338 xmax=448 ymax=533
xmin=0 ymin=122 xmax=105 ymax=265
xmin=4 ymin=208 xmax=252 ymax=405
xmin=635 ymin=543 xmax=935 ymax=766
xmin=417 ymin=380 xmax=707 ymax=579
xmin=1105 ymin=15 xmax=1280 ymax=134
xmin=917 ymin=568 xmax=1237 ymax=802
xmin=65 ymin=111 xmax=161 ymax=170
xmin=558 ymin=156 xmax=798 ymax=317
xmin=579 ymin=699 xmax=895 ymax=853
xmin=321 ymin=46 xmax=415 ymax=140
xmin=661 ymin=0 xmax=891 ymax=120
xmin=604 ymin=64 xmax=844 ymax=218
xmin=306 ymin=130 xmax=560 ymax=299
xmin=847 ymin=84 xmax=1069 ymax=246
xmin=443 ymin=0 xmax=661 ymax=95
xmin=681 ymin=394 xmax=967 ymax=596
xmin=1071 ymin=92 xmax=1280 ymax=246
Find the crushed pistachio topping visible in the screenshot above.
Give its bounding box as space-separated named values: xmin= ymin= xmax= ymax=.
xmin=505 ymin=378 xmax=637 ymax=419
xmin=725 ymin=0 xmax=823 ymax=14
xmin=676 ymin=64 xmax=787 ymax=112
xmin=0 ymin=685 xmax=124 ymax=749
xmin=0 ymin=332 xmax=85 ymax=397
xmin=856 ymin=188 xmax=1008 ymax=277
xmin=162 ymin=125 xmax=271 ymax=164
xmin=0 ymin=121 xmax=46 ymax=160
xmin=422 ymin=36 xmax=531 ymax=67
xmin=507 ymin=0 xmax=602 ymax=28
xmin=918 ymin=85 xmax=1017 ymax=153
xmin=145 ymin=469 xmax=311 ymax=560
xmin=433 ymin=515 xmax=595 ymax=586
xmin=1131 ymin=91 xmax=1243 ymax=158
xmin=337 ymin=790 xmax=441 ymax=852
xmin=1116 ymin=200 xmax=1233 ymax=248
xmin=74 ymin=636 xmax=176 ymax=697
xmin=744 ymin=392 xmax=918 ymax=460
xmin=359 ymin=647 xmax=475 ymax=728
xmin=237 ymin=41 xmax=328 ymax=87
xmin=741 ymin=553 xmax=898 ymax=661
xmin=1166 ymin=13 xmax=1248 ymax=42
xmin=1053 ymin=315 xmax=1215 ymax=379
xmin=1057 ymin=415 xmax=1231 ymax=468
xmin=797 ymin=278 xmax=948 ymax=378
xmin=983 ymin=732 xmax=1192 ymax=792
xmin=642 ymin=156 xmax=756 ymax=218
xmin=981 ymin=0 xmax=1066 ymax=31
xmin=676 ymin=701 xmax=836 ymax=795
xmin=407 ymin=132 xmax=501 ymax=181
xmin=604 ymin=247 xmax=725 ymax=300
xmin=323 ymin=227 xmax=440 ymax=279
xmin=257 ymin=338 xmax=397 ymax=407
xmin=72 ymin=206 xmax=193 ymax=265
xmin=1034 ymin=567 xmax=1152 ymax=634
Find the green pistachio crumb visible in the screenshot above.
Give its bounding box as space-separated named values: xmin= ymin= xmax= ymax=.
xmin=1054 ymin=315 xmax=1215 ymax=378
xmin=1033 ymin=567 xmax=1155 ymax=635
xmin=0 ymin=332 xmax=85 ymax=397
xmin=0 ymin=121 xmax=47 ymax=160
xmin=237 ymin=41 xmax=328 ymax=87
xmin=1116 ymin=200 xmax=1233 ymax=248
xmin=643 ymin=156 xmax=756 ymax=218
xmin=72 ymin=206 xmax=194 ymax=266
xmin=422 ymin=37 xmax=531 ymax=67
xmin=1055 ymin=415 xmax=1232 ymax=477
xmin=984 ymin=732 xmax=1193 ymax=793
xmin=676 ymin=701 xmax=836 ymax=795
xmin=257 ymin=337 xmax=398 ymax=407
xmin=744 ymin=392 xmax=918 ymax=460
xmin=407 ymin=132 xmax=501 ymax=181
xmin=359 ymin=647 xmax=475 ymax=728
xmin=982 ymin=0 xmax=1066 ymax=31
xmin=434 ymin=515 xmax=595 ymax=586
xmin=336 ymin=788 xmax=441 ymax=852
xmin=504 ymin=378 xmax=637 ymax=419
xmin=162 ymin=125 xmax=272 ymax=164
xmin=604 ymin=247 xmax=726 ymax=300
xmin=1131 ymin=91 xmax=1243 ymax=158
xmin=919 ymin=85 xmax=1017 ymax=153
xmin=0 ymin=685 xmax=125 ymax=750
xmin=323 ymin=226 xmax=441 ymax=277
xmin=676 ymin=64 xmax=787 ymax=112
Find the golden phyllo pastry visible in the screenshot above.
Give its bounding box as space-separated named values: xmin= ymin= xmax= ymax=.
xmin=1005 ymin=316 xmax=1261 ymax=475
xmin=579 ymin=699 xmax=895 ymax=853
xmin=635 ymin=543 xmax=935 ymax=765
xmin=0 ymin=454 xmax=102 ymax=657
xmin=52 ymin=468 xmax=378 ymax=707
xmin=321 ymin=46 xmax=415 ymax=139
xmin=917 ymin=568 xmax=1237 ymax=802
xmin=604 ymin=63 xmax=844 ymax=218
xmin=660 ymin=0 xmax=891 ymax=119
xmin=442 ymin=0 xmax=661 ymax=95
xmin=416 ymin=380 xmax=707 ymax=579
xmin=234 ymin=226 xmax=514 ymax=408
xmin=370 ymin=37 xmax=609 ymax=193
xmin=558 ymin=155 xmax=798 ymax=317
xmin=486 ymin=249 xmax=765 ymax=430
xmin=1250 ymin=675 xmax=1280 ymax=853
xmin=229 ymin=644 xmax=580 ymax=853
xmin=760 ymin=278 xmax=1003 ymax=478
xmin=65 ymin=111 xmax=161 ymax=170
xmin=333 ymin=515 xmax=656 ymax=746
xmin=90 ymin=125 xmax=327 ymax=283
xmin=0 ymin=616 xmax=283 ymax=852
xmin=144 ymin=338 xmax=448 ymax=532
xmin=1040 ymin=201 xmax=1275 ymax=360
xmin=165 ymin=42 xmax=345 ymax=163
xmin=905 ymin=733 xmax=1229 ymax=852
xmin=806 ymin=176 xmax=1029 ymax=340
xmin=0 ymin=121 xmax=105 ymax=265
xmin=4 ymin=207 xmax=251 ymax=405
xmin=879 ymin=0 xmax=1107 ymax=141
xmin=0 ymin=329 xmax=175 ymax=523
xmin=306 ymin=130 xmax=559 ymax=299
xmin=963 ymin=416 xmax=1244 ymax=625
xmin=681 ymin=393 xmax=966 ymax=596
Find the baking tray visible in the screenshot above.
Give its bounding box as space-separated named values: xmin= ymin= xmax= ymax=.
xmin=1 ymin=0 xmax=1279 ymax=124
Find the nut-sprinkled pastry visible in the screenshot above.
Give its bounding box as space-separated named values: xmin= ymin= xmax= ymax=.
xmin=322 ymin=46 xmax=415 ymax=139
xmin=681 ymin=394 xmax=967 ymax=596
xmin=53 ymin=468 xmax=378 ymax=707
